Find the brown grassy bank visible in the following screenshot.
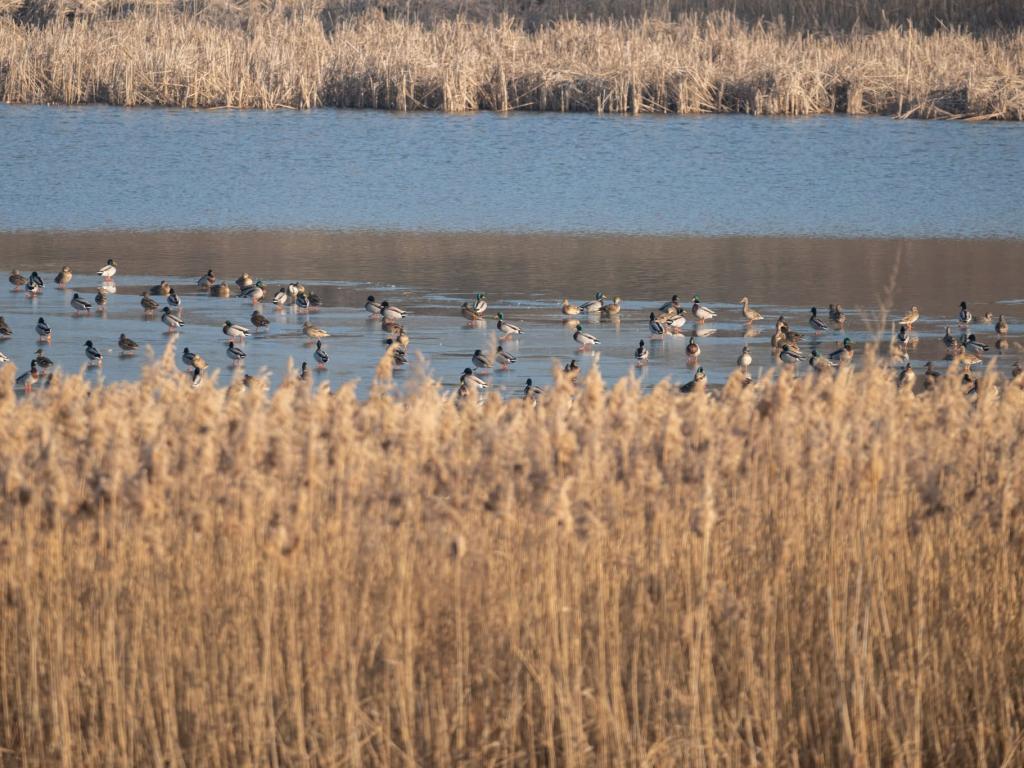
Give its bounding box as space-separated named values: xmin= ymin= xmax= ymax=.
xmin=0 ymin=12 xmax=1021 ymax=117
xmin=1 ymin=355 xmax=1024 ymax=765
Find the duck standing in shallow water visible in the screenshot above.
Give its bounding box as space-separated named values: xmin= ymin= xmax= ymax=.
xmin=680 ymin=367 xmax=706 ymax=394
xmin=958 ymin=301 xmax=972 ymax=324
xmin=573 ymin=324 xmax=599 ymax=350
xmin=995 ymin=315 xmax=1009 ymax=335
xmin=561 ymin=298 xmax=582 ymax=316
xmin=0 ymin=316 xmax=12 ymax=337
xmin=226 ymin=341 xmax=246 ymax=364
xmin=9 ymin=270 xmax=26 ymax=290
xmin=496 ymin=346 xmax=516 ymax=368
xmin=162 ymin=307 xmax=185 ymax=331
xmin=141 ymin=293 xmax=159 ymax=313
xmin=55 ymin=266 xmax=72 ymax=289
xmin=899 ymin=306 xmax=919 ymax=330
xmin=579 ymin=293 xmax=606 ymax=313
xmin=460 ymin=367 xmax=488 ymax=394
xmin=496 ymin=313 xmax=522 ymax=340
xmin=314 ymin=340 xmax=329 ymax=368
xmin=70 ymin=293 xmax=92 ymax=314
xmin=739 ymin=297 xmax=763 ymax=323
xmin=829 ymin=304 xmax=846 ymax=326
xmin=737 ymin=345 xmax=752 ymax=370
xmin=635 ymin=340 xmax=649 ymax=364
xmin=197 ymin=269 xmax=216 ymax=289
xmin=84 ymin=340 xmax=103 ymax=365
xmin=35 ymin=317 xmax=51 ymax=341
xmin=97 ymin=259 xmax=117 ymax=282
xmin=301 ymin=321 xmax=328 ymax=340
xmin=691 ymin=297 xmax=717 ymax=323
xmin=685 ymin=336 xmax=700 ymax=358
xmin=523 ymin=378 xmax=543 ymax=399
xmin=212 ymin=282 xmax=232 ymax=298
xmin=118 ymin=334 xmax=139 ymax=354
xmin=251 ymin=310 xmax=270 ymax=330
xmin=809 ymin=307 xmax=828 ymax=332
xmin=224 ymin=320 xmax=252 ymax=341
xmin=649 ymin=313 xmax=666 ymax=337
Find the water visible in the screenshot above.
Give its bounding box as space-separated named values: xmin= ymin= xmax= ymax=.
xmin=1 ymin=107 xmax=1021 ymax=394
xmin=1 ymin=106 xmax=1022 ymax=237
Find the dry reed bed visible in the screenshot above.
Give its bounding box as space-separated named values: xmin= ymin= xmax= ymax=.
xmin=1 ymin=355 xmax=1024 ymax=765
xmin=0 ymin=12 xmax=1022 ymax=116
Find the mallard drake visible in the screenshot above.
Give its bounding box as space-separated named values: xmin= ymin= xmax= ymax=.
xmin=600 ymin=296 xmax=622 ymax=317
xmin=899 ymin=306 xmax=919 ymax=328
xmin=680 ymin=367 xmax=706 ymax=394
xmin=211 ymin=282 xmax=232 ymax=298
xmin=579 ymin=293 xmax=606 ymax=313
xmin=923 ymin=361 xmax=941 ymax=390
xmin=460 ymin=367 xmax=488 ymax=392
xmin=472 ymin=293 xmax=488 ymax=313
xmin=635 ymin=339 xmax=649 ymax=363
xmin=496 ymin=313 xmax=522 ymax=339
xmin=250 ymin=310 xmax=270 ymax=329
xmin=97 ymin=259 xmax=117 ymax=281
xmin=28 ymin=271 xmax=44 ymax=288
xmin=0 ymin=316 xmax=11 ymax=337
xmin=471 ymin=349 xmax=492 ymax=370
xmin=94 ymin=290 xmax=108 ymax=307
xmin=829 ymin=304 xmax=846 ymax=325
xmin=226 ymin=341 xmax=246 ymax=363
xmin=70 ymin=293 xmax=92 ymax=313
xmin=573 ymin=324 xmax=599 ymax=348
xmin=297 ymin=292 xmax=318 ymax=310
xmin=685 ymin=336 xmax=700 ymax=357
xmin=197 ymin=269 xmax=216 ymax=289
xmin=55 ymin=266 xmax=72 ymax=288
xmin=242 ymin=281 xmax=265 ymax=303
xmin=523 ymin=378 xmax=543 ymax=398
xmin=659 ymin=295 xmax=681 ymax=315
xmin=691 ymin=297 xmax=717 ymax=323
xmin=740 ymin=297 xmax=764 ymax=322
xmin=301 ymin=321 xmax=328 ymax=339
xmin=191 ymin=366 xmax=204 ymax=388
xmin=273 ymin=287 xmax=289 ymax=306
xmin=118 ymin=333 xmax=139 ymax=353
xmin=649 ymin=312 xmax=666 ymax=336
xmin=995 ymin=315 xmax=1009 ymax=335
xmin=314 ymin=340 xmax=329 ymax=367
xmin=827 ymin=339 xmax=851 ymax=366
xmin=666 ymin=313 xmax=687 ymax=333
xmin=461 ymin=302 xmax=484 ymax=321
xmin=149 ymin=280 xmax=172 ymax=296
xmin=223 ymin=320 xmax=251 ymax=340
xmin=25 ymin=281 xmax=41 ymax=298
xmin=965 ymin=334 xmax=989 ymax=354
xmin=8 ymin=270 xmax=26 ymax=290
xmin=84 ymin=340 xmax=103 ymax=364
xmin=958 ymin=301 xmax=972 ymax=324
xmin=182 ymin=347 xmax=197 ymax=367
xmin=34 ymin=349 xmax=53 ymax=371
xmin=779 ymin=344 xmax=804 ymax=364
xmin=496 ymin=346 xmax=516 ymax=367
xmin=809 ymin=350 xmax=837 ymax=372
xmin=35 ymin=317 xmax=51 ymax=340
xmin=162 ymin=307 xmax=185 ymax=331
xmin=380 ymin=301 xmax=407 ymax=322
xmin=141 ymin=292 xmax=159 ymax=312
xmin=561 ymin=298 xmax=582 ymax=316
xmin=809 ymin=307 xmax=828 ymax=332
xmin=896 ymin=323 xmax=911 ymax=346
xmin=16 ymin=360 xmax=39 ymax=391
xmin=235 ymin=273 xmax=253 ymax=290
xmin=385 ymin=338 xmax=408 ymax=365
xmin=897 ymin=362 xmax=916 ymax=390
xmin=737 ymin=345 xmax=752 ymax=369
xmin=563 ymin=359 xmax=580 ymax=383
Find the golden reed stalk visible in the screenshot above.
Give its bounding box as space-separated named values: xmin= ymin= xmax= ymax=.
xmin=0 ymin=11 xmax=1021 ymax=117
xmin=1 ymin=352 xmax=1023 ymax=765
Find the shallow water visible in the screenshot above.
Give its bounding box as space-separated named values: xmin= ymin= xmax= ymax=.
xmin=1 ymin=106 xmax=1023 ymax=238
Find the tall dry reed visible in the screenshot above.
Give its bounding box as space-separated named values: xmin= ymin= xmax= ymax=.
xmin=1 ymin=352 xmax=1023 ymax=765
xmin=0 ymin=12 xmax=1021 ymax=117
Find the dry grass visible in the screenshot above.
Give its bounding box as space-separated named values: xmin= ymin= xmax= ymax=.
xmin=0 ymin=11 xmax=1021 ymax=117
xmin=1 ymin=350 xmax=1024 ymax=765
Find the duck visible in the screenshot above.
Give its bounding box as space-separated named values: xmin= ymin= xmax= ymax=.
xmin=25 ymin=281 xmax=42 ymax=298
xmin=600 ymin=297 xmax=622 ymax=317
xmin=561 ymin=298 xmax=582 ymax=316
xmin=118 ymin=333 xmax=139 ymax=353
xmin=182 ymin=347 xmax=204 ymax=368
xmin=995 ymin=315 xmax=1009 ymax=335
xmin=943 ymin=326 xmax=956 ymax=348
xmin=273 ymin=287 xmax=290 ymax=306
xmin=899 ymin=306 xmax=919 ymax=329
xmin=563 ymin=359 xmax=581 ymax=383
xmin=301 ymin=321 xmax=328 ymax=339
xmin=523 ymin=378 xmax=543 ymax=398
xmin=55 ymin=266 xmax=72 ymax=288
xmin=573 ymin=324 xmax=600 ymax=349
xmin=162 ymin=307 xmax=185 ymax=331
xmin=579 ymin=293 xmax=606 ymax=313
xmin=16 ymin=360 xmax=39 ymax=391
xmin=84 ymin=340 xmax=103 ymax=365
xmin=770 ymin=327 xmax=786 ymax=349
xmin=385 ymin=338 xmax=408 ymax=365
xmin=298 ymin=362 xmax=311 ymax=381
xmin=829 ymin=304 xmax=846 ymax=325
xmin=809 ymin=307 xmax=828 ymax=332
xmin=295 ymin=291 xmax=312 ymax=311
xmin=897 ymin=362 xmax=916 ymax=390
xmin=94 ymin=290 xmax=108 ymax=308
xmin=250 ymin=310 xmax=270 ymax=330
xmin=28 ymin=271 xmax=44 ymax=289
xmin=827 ymin=339 xmax=851 ymax=366
xmin=224 ymin=320 xmax=251 ymax=340
xmin=314 ymin=340 xmax=329 ymax=367
xmin=8 ymin=270 xmax=26 ymax=290
xmin=679 ymin=367 xmax=706 ymax=394
xmin=197 ymin=269 xmax=216 ymax=289
xmin=685 ymin=337 xmax=700 ymax=357
xmin=472 ymin=293 xmax=488 ymax=314
xmin=896 ymin=323 xmax=911 ymax=346
xmin=659 ymin=295 xmax=682 ymax=315
xmin=737 ymin=345 xmax=752 ymax=369
xmin=809 ymin=350 xmax=837 ymax=372
xmin=0 ymin=351 xmax=9 ymax=366
xmin=496 ymin=313 xmax=522 ymax=339
xmin=235 ymin=273 xmax=253 ymax=290
xmin=635 ymin=339 xmax=649 ymax=364
xmin=691 ymin=297 xmax=717 ymax=323
xmin=0 ymin=316 xmax=11 ymax=337
xmin=958 ymin=301 xmax=972 ymax=325
xmin=965 ymin=334 xmax=989 ymax=355
xmin=149 ymin=280 xmax=172 ymax=296
xmin=140 ymin=293 xmax=159 ymax=312
xmin=226 ymin=341 xmax=246 ymax=364
xmin=779 ymin=344 xmax=804 ymax=364
xmin=360 ymin=296 xmax=380 ymax=315
xmin=648 ymin=312 xmax=666 ymax=336
xmin=460 ymin=368 xmax=488 ymax=393
xmin=739 ymin=297 xmax=763 ymax=322
xmin=461 ymin=302 xmax=484 ymax=322
xmin=496 ymin=346 xmax=516 ymax=368
xmin=34 ymin=349 xmax=54 ymax=371
xmin=166 ymin=289 xmax=181 ymax=308
xmin=211 ymin=282 xmax=232 ymax=298
xmin=191 ymin=366 xmax=204 ymax=388
xmin=380 ymin=301 xmax=407 ymax=323
xmin=70 ymin=293 xmax=92 ymax=313
xmin=471 ymin=349 xmax=492 ymax=371
xmin=35 ymin=317 xmax=52 ymax=340
xmin=241 ymin=281 xmax=265 ymax=303
xmin=666 ymin=313 xmax=687 ymax=333
xmin=923 ymin=362 xmax=941 ymax=390
xmin=288 ymin=282 xmax=305 ymax=298
xmin=97 ymin=259 xmax=117 ymax=281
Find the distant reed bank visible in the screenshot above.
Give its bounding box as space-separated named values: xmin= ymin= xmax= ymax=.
xmin=0 ymin=11 xmax=1021 ymax=118
xmin=1 ymin=356 xmax=1024 ymax=765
